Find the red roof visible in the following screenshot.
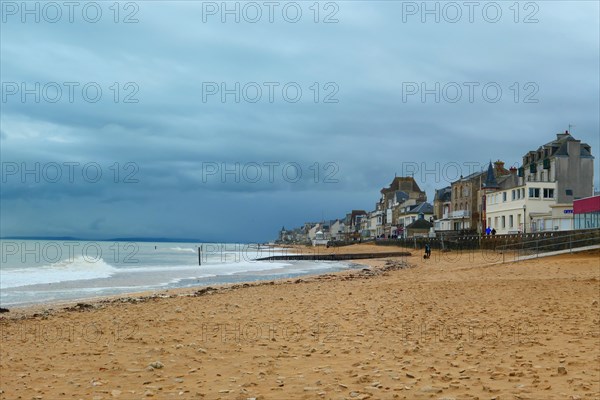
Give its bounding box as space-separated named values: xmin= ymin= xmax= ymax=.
xmin=573 ymin=195 xmax=600 ymax=214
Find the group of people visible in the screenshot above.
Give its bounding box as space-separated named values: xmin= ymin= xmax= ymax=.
xmin=485 ymin=227 xmax=497 ymax=235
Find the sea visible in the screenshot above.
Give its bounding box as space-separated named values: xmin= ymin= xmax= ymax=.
xmin=0 ymin=240 xmax=358 ymax=308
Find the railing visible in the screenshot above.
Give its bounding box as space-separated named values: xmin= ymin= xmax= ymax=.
xmin=495 ymin=229 xmax=600 ymax=262
xmin=373 ymin=229 xmax=600 ymax=253
xmin=449 ymin=210 xmax=471 ymax=218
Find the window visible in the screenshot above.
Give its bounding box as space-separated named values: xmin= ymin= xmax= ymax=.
xmin=566 ymin=189 xmax=573 ymax=196
xmin=509 ymin=215 xmax=514 ymax=228
xmin=501 ymin=216 xmax=506 ymax=228
xmin=502 ymin=192 xmax=507 ymax=202
xmin=543 ymin=158 xmax=550 ymax=169
xmin=487 ymin=217 xmax=491 ymax=227
xmin=543 ymin=188 xmax=554 ymax=199
xmin=529 ymin=188 xmax=540 ymax=198
xmin=512 ymin=190 xmax=516 ymax=200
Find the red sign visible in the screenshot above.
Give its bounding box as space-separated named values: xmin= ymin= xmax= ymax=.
xmin=574 ymin=195 xmax=600 ymax=214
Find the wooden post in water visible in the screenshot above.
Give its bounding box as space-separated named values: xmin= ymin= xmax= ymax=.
xmin=198 ymin=245 xmax=202 ymax=266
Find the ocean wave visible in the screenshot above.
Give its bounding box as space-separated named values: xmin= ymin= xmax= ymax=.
xmin=0 ymin=256 xmax=118 ymax=289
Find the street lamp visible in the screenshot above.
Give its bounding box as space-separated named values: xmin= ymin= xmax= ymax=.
xmin=523 ymin=205 xmax=527 ymax=234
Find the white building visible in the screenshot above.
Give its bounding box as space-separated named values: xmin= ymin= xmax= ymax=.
xmin=329 ymin=219 xmax=346 ymax=241
xmin=485 ymin=176 xmax=569 ymax=234
xmin=485 ymin=131 xmax=593 ymax=234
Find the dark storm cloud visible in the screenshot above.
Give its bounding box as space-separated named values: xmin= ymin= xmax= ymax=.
xmin=1 ymin=1 xmax=598 ymax=241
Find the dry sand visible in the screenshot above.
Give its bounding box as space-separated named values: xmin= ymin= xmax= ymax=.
xmin=1 ymin=244 xmax=599 ymax=399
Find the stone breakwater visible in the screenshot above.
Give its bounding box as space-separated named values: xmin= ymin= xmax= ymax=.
xmin=256 ymin=251 xmax=412 ymax=261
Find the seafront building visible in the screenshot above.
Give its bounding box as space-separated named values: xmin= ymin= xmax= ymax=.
xmin=344 ymin=210 xmax=367 ymax=240
xmin=434 ymin=160 xmax=510 ymax=233
xmin=378 ymin=176 xmax=427 ymax=237
xmin=484 ymin=131 xmax=594 ymax=234
xmin=329 ymin=219 xmax=346 ymax=241
xmin=396 ymin=202 xmax=434 ymax=237
xmin=432 ymin=186 xmax=452 ymax=231
xmin=275 ymin=130 xmax=595 ymax=242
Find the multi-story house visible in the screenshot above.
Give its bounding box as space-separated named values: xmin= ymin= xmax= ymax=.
xmin=359 ymin=213 xmax=370 ymax=238
xmin=278 ymin=226 xmax=291 ymax=243
xmin=397 ymin=202 xmax=434 ymax=237
xmin=277 ymin=226 xmax=309 ymax=244
xmin=344 ymin=210 xmax=367 ymax=240
xmin=378 ymin=176 xmax=427 ymax=236
xmin=521 ymin=130 xmax=594 ymax=203
xmin=329 ymin=219 xmax=346 ymax=241
xmin=363 ymin=209 xmax=383 ymax=238
xmin=450 ymin=160 xmax=510 ymax=233
xmin=485 ymin=131 xmax=594 ymax=234
xmin=433 ymin=186 xmax=452 ymax=231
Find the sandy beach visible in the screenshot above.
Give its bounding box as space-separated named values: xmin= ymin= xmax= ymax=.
xmin=1 ymin=244 xmax=598 ymax=399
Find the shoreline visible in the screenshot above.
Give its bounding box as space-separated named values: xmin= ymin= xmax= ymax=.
xmin=0 ymin=253 xmax=410 ymax=320
xmin=0 ymin=242 xmax=408 ymax=313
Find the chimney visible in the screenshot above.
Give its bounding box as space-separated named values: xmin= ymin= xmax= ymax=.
xmin=493 ymin=160 xmax=505 ymax=174
xmin=509 ymin=166 xmax=517 ymax=174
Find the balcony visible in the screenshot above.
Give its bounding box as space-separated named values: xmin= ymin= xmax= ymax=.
xmin=449 ymin=210 xmax=471 ymax=219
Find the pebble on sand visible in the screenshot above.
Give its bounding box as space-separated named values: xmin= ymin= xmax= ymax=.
xmin=148 ymin=361 xmax=164 ymax=369
xmin=557 ymin=366 xmax=567 ymax=375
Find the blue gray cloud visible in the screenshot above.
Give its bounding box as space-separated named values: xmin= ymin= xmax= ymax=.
xmin=1 ymin=1 xmax=598 ymax=241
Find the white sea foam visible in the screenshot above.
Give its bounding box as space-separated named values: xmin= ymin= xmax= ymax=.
xmin=169 ymin=246 xmax=196 ymax=253
xmin=0 ymin=240 xmax=355 ymax=306
xmin=0 ymin=256 xmax=118 ymax=289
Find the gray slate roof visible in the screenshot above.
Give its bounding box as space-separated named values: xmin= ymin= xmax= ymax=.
xmin=408 ymin=202 xmax=433 ymax=214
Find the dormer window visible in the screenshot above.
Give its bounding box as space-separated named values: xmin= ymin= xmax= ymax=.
xmin=543 ymin=158 xmax=550 ymax=169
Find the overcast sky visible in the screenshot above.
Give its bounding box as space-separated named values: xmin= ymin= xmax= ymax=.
xmin=1 ymin=1 xmax=599 ymax=242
